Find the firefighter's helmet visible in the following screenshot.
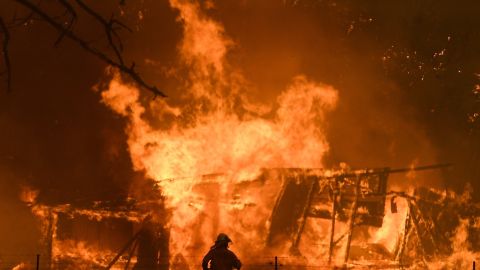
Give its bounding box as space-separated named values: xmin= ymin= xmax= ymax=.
xmin=216 ymin=233 xmax=232 ymax=243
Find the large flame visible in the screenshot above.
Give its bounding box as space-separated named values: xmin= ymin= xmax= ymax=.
xmin=101 ymin=0 xmax=338 ymax=267
xmin=99 ymin=1 xmax=480 ymax=269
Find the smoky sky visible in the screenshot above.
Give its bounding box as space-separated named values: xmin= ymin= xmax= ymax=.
xmin=0 ymin=0 xmax=479 ymax=263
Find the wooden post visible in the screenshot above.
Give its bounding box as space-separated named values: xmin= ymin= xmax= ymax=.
xmin=291 ymin=178 xmax=316 ymax=252
xmin=473 ymin=260 xmax=475 ymax=270
xmin=124 ymin=238 xmax=139 ymax=270
xmin=344 ymin=176 xmax=361 ymax=265
xmin=408 ymin=201 xmax=428 ymax=265
xmin=395 ymin=205 xmax=412 ymax=262
xmin=36 ymin=254 xmax=40 ymax=270
xmin=328 ymin=178 xmax=338 ymax=264
xmin=105 ymin=230 xmax=142 ymax=270
xmin=274 ymin=256 xmax=278 ymax=270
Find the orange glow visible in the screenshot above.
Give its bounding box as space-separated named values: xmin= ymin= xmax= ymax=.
xmin=19 ymin=186 xmax=38 ymax=206
xmin=5 ymin=0 xmax=478 ymax=269
xmin=370 ymin=191 xmax=409 ymax=252
xmin=101 ymin=0 xmax=338 ymax=267
xmin=51 ymin=240 xmax=120 ymax=270
xmin=97 ymin=0 xmax=480 ymax=268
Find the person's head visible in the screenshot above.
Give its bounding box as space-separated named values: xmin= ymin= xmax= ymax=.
xmin=215 ymin=233 xmax=232 ymax=248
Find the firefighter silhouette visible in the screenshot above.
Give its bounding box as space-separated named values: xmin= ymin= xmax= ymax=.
xmin=202 ymin=233 xmax=241 ymax=270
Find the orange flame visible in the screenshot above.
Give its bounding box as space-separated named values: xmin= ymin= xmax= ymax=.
xmin=99 ymin=1 xmax=480 ymax=269
xmin=101 ymin=0 xmax=338 ymax=267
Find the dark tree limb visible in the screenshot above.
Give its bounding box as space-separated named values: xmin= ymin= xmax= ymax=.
xmin=74 ymin=0 xmax=132 ymax=65
xmin=54 ymin=0 xmax=77 ymax=46
xmin=12 ymin=0 xmax=166 ymax=97
xmin=0 ymin=17 xmax=12 ymax=92
xmin=9 ymin=0 xmax=39 ymax=27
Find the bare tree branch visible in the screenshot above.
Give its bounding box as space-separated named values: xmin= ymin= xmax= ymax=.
xmin=12 ymin=0 xmax=166 ymax=97
xmin=9 ymin=0 xmax=40 ymax=28
xmin=74 ymin=0 xmax=131 ymax=65
xmin=54 ymin=0 xmax=77 ymax=46
xmin=0 ymin=17 xmax=12 ymax=92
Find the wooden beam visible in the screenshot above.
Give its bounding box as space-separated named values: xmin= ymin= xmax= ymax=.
xmin=328 ymin=178 xmax=339 ymax=264
xmin=343 ymin=176 xmax=361 ymax=266
xmin=291 ymin=178 xmax=317 ymax=252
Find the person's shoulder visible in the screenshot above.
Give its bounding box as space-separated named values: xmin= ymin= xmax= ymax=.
xmin=226 ymin=249 xmax=238 ymax=256
xmin=204 ymin=248 xmax=214 ymax=257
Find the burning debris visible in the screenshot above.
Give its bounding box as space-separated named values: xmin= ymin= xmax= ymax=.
xmin=21 ymin=163 xmax=479 ymax=269
xmin=261 ymin=163 xmax=480 ymax=268
xmin=392 ymin=186 xmax=480 ymax=268
xmin=24 ymin=193 xmax=170 ymax=270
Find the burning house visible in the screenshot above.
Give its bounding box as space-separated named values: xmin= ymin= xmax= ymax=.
xmin=27 ymin=191 xmax=172 ymax=269
xmin=24 ymin=163 xmax=479 ymax=269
